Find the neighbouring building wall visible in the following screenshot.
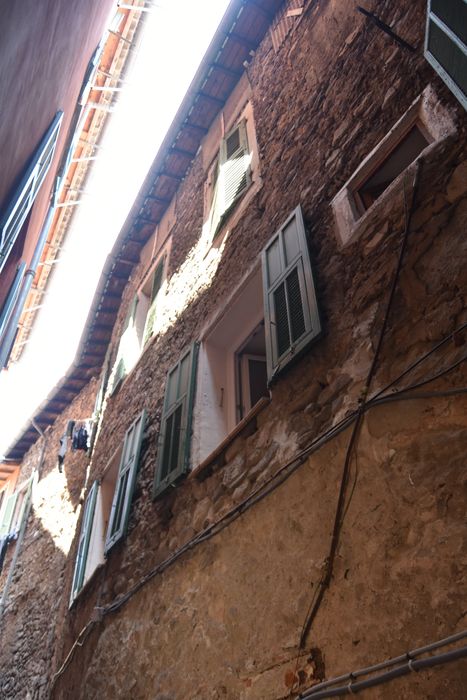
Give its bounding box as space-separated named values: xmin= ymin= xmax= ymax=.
xmin=0 ymin=378 xmax=98 ymax=700
xmin=3 ymin=0 xmax=467 ymax=698
xmin=0 ymin=0 xmax=116 ymax=308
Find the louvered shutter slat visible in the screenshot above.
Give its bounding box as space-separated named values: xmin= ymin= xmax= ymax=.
xmin=273 ymin=282 xmax=291 ymax=357
xmin=286 ymin=267 xmax=306 ymax=342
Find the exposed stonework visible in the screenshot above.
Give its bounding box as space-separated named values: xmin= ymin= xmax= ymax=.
xmin=1 ymin=0 xmax=467 ymax=698
xmin=0 ymin=379 xmax=98 ymax=700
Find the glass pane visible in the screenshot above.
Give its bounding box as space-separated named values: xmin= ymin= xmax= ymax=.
xmin=160 ymin=413 xmax=174 ymax=480
xmin=110 ymin=470 xmax=129 ymax=537
xmin=166 ymin=366 xmax=178 ymax=409
xmin=266 ymin=237 xmax=282 ymax=286
xmin=286 ymin=266 xmax=306 ymax=343
xmin=226 ymin=127 xmax=241 ymax=159
xmin=273 ymin=281 xmax=290 ymax=357
xmin=169 ymin=404 xmax=183 ymax=475
xmin=283 ymin=217 xmax=300 ymax=266
xmin=432 ymin=0 xmax=467 ymax=46
xmin=428 ymin=20 xmax=467 ymax=97
xmin=122 ymin=425 xmax=135 ymax=467
xmin=178 ymin=352 xmax=190 ymax=398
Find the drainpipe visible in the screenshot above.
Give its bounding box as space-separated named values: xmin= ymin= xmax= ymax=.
xmin=0 ymin=419 xmax=47 ymax=623
xmin=0 ymin=204 xmax=55 ymax=368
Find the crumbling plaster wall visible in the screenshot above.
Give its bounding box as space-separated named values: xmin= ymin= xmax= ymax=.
xmin=0 ymin=378 xmax=98 ymax=700
xmin=49 ymin=0 xmax=467 ymax=697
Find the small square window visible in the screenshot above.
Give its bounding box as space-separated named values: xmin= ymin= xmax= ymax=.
xmin=353 ymin=123 xmax=431 ymax=214
xmin=331 ymin=86 xmax=457 ymax=246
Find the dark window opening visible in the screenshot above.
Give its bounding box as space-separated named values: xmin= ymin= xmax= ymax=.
xmin=236 ymin=322 xmax=268 ymax=421
xmin=355 ymin=124 xmax=429 ymax=212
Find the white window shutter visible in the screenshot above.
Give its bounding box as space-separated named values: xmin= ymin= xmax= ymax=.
xmin=0 ymin=492 xmax=19 ymax=538
xmin=210 ymin=120 xmax=250 ymax=236
xmin=105 ymin=409 xmax=146 ymax=553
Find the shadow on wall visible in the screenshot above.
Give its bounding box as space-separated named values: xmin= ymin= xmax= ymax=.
xmin=0 ymin=514 xmax=67 ymax=700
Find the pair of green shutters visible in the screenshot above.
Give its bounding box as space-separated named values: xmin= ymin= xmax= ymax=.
xmin=70 ymin=410 xmax=146 ymax=601
xmin=154 ymin=205 xmax=321 ymax=495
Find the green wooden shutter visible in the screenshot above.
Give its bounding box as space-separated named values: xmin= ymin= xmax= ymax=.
xmin=0 ymin=111 xmax=63 ymax=274
xmin=105 ymin=409 xmax=146 ymax=553
xmin=109 ymin=295 xmax=139 ymax=395
xmin=70 ymin=480 xmax=98 ymax=602
xmin=0 ymin=492 xmax=19 ymax=537
xmin=211 ymin=120 xmax=250 ymax=236
xmin=143 ymin=257 xmax=165 ymax=345
xmin=262 ymin=206 xmax=321 ymax=381
xmin=153 ymin=343 xmax=199 ymax=499
xmin=425 ymin=0 xmax=467 ymax=110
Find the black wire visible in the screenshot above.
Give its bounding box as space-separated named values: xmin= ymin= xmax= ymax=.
xmin=297 ymin=164 xmax=422 ymax=653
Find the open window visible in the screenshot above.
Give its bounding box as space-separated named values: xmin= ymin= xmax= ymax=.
xmin=331 ymin=87 xmax=457 ymax=245
xmin=207 ymin=120 xmax=251 ymax=237
xmin=108 ymin=255 xmax=167 ymax=395
xmin=353 ymin=123 xmax=431 ymax=214
xmin=192 ymin=206 xmax=320 ymax=469
xmin=136 ymin=255 xmax=166 ymax=347
xmin=70 ymin=411 xmax=146 ymax=603
xmin=0 ymin=111 xmax=63 ymax=274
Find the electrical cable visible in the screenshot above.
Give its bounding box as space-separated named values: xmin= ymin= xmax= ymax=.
xmin=51 ymin=378 xmax=467 ymax=683
xmin=301 ymin=628 xmax=467 ymax=697
xmin=52 ymin=261 xmax=467 ymax=683
xmin=300 ymin=632 xmax=467 ymax=699
xmin=295 ymin=163 xmax=422 ymax=661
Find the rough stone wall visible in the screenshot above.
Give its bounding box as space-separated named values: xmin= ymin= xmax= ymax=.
xmin=5 ymin=0 xmax=467 ymax=698
xmin=0 ymin=378 xmax=98 ymax=700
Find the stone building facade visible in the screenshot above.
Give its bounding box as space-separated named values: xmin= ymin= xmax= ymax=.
xmin=1 ymin=1 xmax=466 ymax=698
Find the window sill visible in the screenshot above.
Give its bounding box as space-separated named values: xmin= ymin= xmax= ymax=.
xmin=69 ymin=561 xmax=105 ymax=609
xmin=190 ymin=396 xmax=271 ymax=481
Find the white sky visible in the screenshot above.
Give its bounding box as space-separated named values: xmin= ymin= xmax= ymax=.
xmin=0 ymin=0 xmax=231 ymax=456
